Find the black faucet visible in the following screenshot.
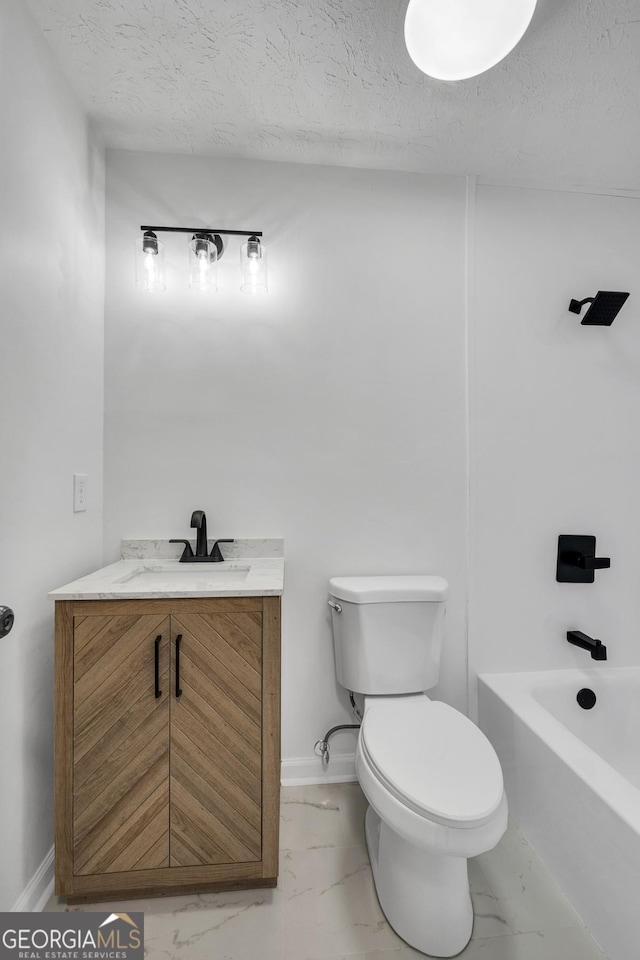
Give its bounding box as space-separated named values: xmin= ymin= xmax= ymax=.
xmin=190 ymin=510 xmax=208 ymax=557
xmin=566 ymin=630 xmax=607 ymax=661
xmin=170 ymin=510 xmax=234 ymax=562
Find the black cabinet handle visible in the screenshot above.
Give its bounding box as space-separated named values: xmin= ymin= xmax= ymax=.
xmin=154 ymin=636 xmax=162 ymax=698
xmin=175 ymin=634 xmax=183 ymax=698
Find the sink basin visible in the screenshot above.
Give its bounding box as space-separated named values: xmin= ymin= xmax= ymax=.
xmin=114 ymin=564 xmax=251 ymax=585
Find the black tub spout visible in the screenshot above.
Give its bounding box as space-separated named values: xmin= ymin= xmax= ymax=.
xmin=566 ymin=630 xmax=607 ymax=661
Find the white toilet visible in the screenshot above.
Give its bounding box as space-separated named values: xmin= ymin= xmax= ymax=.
xmin=328 ymin=575 xmax=507 ymax=958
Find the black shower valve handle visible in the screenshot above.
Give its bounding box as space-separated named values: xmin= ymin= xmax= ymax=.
xmin=556 ymin=535 xmax=610 ymax=584
xmin=578 ymin=555 xmax=610 ymax=571
xmin=567 ymin=552 xmax=611 ymax=571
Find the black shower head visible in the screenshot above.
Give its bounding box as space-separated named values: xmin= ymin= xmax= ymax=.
xmin=568 ymin=291 xmax=629 ymax=326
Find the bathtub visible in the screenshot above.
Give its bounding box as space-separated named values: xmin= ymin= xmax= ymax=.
xmin=478 ymin=666 xmax=640 ymax=960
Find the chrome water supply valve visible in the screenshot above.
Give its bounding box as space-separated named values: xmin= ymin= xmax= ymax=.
xmin=314 ymin=722 xmax=361 ymax=765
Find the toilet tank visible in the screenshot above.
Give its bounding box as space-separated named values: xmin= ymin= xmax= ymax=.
xmin=328 ymin=575 xmax=448 ymax=695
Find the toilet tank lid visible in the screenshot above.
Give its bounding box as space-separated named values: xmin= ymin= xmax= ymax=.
xmin=328 ymin=575 xmax=448 ymax=603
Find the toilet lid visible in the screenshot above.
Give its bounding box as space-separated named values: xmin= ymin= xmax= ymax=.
xmin=360 ymin=698 xmax=504 ymax=828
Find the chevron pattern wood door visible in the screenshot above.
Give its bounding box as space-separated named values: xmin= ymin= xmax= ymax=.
xmin=169 ymin=612 xmax=262 ymax=867
xmin=73 ymin=613 xmax=171 ymax=876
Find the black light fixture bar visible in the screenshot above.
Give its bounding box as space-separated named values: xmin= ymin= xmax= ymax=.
xmin=140 ymin=225 xmax=262 ymax=237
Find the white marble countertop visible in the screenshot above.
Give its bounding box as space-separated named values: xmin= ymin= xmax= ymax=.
xmin=49 ymin=539 xmax=284 ymax=600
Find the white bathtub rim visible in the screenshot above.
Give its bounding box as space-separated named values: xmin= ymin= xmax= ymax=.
xmin=478 ymin=666 xmax=640 ymax=836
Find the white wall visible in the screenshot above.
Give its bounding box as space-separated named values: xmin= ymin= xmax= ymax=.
xmin=103 ymin=152 xmax=469 ymax=770
xmin=470 ymin=184 xmax=640 ymax=700
xmin=0 ymin=0 xmax=104 ymax=909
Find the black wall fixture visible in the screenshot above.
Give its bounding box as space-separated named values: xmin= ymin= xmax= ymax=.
xmin=567 ymin=630 xmax=607 ymax=660
xmin=568 ymin=291 xmax=629 ymax=326
xmin=556 ymin=535 xmax=610 ymax=583
xmin=577 ymin=688 xmax=597 ymax=709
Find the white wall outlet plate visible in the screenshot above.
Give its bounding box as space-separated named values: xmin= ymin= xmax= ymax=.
xmin=73 ymin=474 xmax=88 ymax=512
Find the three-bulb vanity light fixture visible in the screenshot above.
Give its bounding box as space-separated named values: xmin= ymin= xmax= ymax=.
xmin=135 ymin=225 xmax=267 ymax=295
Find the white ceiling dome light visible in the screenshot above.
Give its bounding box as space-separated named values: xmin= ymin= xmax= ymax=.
xmin=404 ymin=0 xmax=538 ymax=81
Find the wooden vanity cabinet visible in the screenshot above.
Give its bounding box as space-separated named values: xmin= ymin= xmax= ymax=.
xmin=54 ymin=596 xmax=280 ymax=903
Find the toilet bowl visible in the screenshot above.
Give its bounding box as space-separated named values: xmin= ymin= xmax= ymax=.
xmin=356 ymin=695 xmax=507 ymax=957
xmin=328 ymin=575 xmax=508 ymax=958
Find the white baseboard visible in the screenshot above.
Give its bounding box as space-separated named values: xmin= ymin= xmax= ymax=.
xmin=281 ymin=754 xmax=357 ymax=786
xmin=12 ymin=846 xmax=54 ymax=912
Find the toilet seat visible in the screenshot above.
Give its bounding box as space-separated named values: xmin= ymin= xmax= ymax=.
xmin=360 ymin=696 xmax=504 ymax=829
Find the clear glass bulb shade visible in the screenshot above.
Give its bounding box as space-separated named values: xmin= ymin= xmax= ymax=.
xmin=404 ymin=0 xmax=537 ymax=81
xmin=189 ymin=235 xmax=218 ymax=292
xmin=240 ymin=239 xmax=268 ymax=295
xmin=135 ymin=236 xmax=166 ymax=292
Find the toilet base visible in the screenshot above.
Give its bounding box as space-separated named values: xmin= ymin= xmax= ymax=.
xmin=365 ymin=806 xmax=473 ymax=958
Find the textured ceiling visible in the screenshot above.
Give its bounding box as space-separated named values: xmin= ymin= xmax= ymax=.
xmin=24 ymin=0 xmax=640 ymax=187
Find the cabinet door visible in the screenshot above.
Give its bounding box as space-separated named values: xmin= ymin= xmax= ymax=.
xmin=170 ymin=611 xmax=262 ymax=866
xmin=72 ymin=613 xmax=171 ymax=875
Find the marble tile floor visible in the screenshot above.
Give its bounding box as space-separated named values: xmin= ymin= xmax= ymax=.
xmin=45 ymin=782 xmax=607 ymax=960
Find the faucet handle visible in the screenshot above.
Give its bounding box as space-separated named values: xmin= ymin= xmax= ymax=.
xmin=556 ymin=535 xmax=610 ymax=583
xmin=170 ymin=539 xmax=195 ymax=562
xmin=210 ymin=539 xmax=234 ymax=562
xmin=574 ymin=554 xmax=610 ymax=571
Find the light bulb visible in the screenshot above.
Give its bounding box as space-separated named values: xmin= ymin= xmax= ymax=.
xmin=144 ymin=252 xmax=158 ymax=285
xmin=189 ymin=233 xmax=218 ymax=292
xmin=135 ymin=231 xmax=165 ymax=292
xmin=240 ymin=236 xmax=268 ymax=295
